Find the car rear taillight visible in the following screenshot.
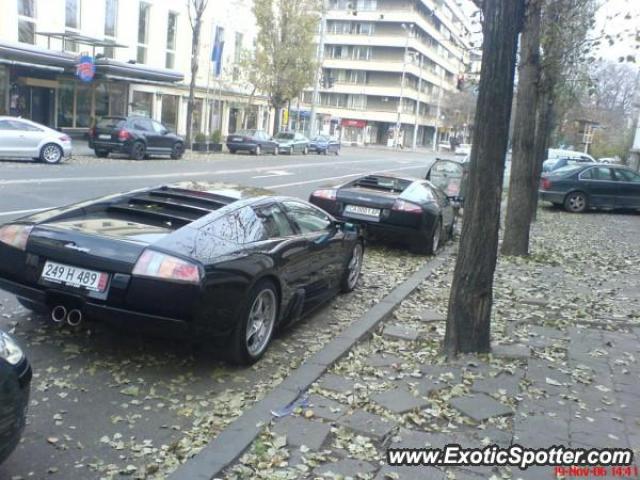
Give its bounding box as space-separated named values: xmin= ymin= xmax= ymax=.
xmin=541 ymin=178 xmax=552 ymax=190
xmin=392 ymin=200 xmax=422 ymax=214
xmin=311 ymin=189 xmax=337 ymax=201
xmin=0 ymin=224 xmax=33 ymax=251
xmin=118 ymin=129 xmax=132 ymax=141
xmin=132 ymin=250 xmax=201 ymax=284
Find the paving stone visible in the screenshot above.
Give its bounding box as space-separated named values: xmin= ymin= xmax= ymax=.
xmin=313 ymin=458 xmax=377 ymax=477
xmin=338 ymin=409 xmax=396 ymax=440
xmin=512 ymin=466 xmax=556 ymax=480
xmin=365 ymin=352 xmax=404 ymax=368
xmin=449 ymin=393 xmax=513 ymax=422
xmin=375 ymin=465 xmax=445 ymax=480
xmin=371 ymin=387 xmax=430 ymax=414
xmin=475 ymin=427 xmax=512 ymax=447
xmin=317 ymin=373 xmax=356 ymax=394
xmin=492 ymin=343 xmax=530 ymax=360
xmin=418 ymin=309 xmax=446 ymax=323
xmin=307 ymin=394 xmax=348 ymax=422
xmin=514 ymin=415 xmax=569 ymax=445
xmin=382 ymin=324 xmax=420 ymax=341
xmin=272 ymin=416 xmax=331 ymax=450
xmin=471 ymin=372 xmax=522 ymax=396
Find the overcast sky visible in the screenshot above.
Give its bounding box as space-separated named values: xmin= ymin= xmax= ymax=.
xmin=594 ymin=0 xmax=640 ymax=62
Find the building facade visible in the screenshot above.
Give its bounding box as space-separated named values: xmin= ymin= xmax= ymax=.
xmin=299 ymin=0 xmax=473 ymax=147
xmin=0 ymin=0 xmax=269 ymax=137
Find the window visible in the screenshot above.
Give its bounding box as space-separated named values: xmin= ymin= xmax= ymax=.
xmin=205 ymin=207 xmax=265 ymax=244
xmin=351 ymin=46 xmax=371 ymax=60
xmin=161 ymin=95 xmax=179 ymax=132
xmin=614 ymin=169 xmax=640 ymax=183
xmin=131 ymin=118 xmax=152 ymax=131
xmin=131 ymin=91 xmax=153 ymax=117
xmin=57 ymin=81 xmax=74 ymax=127
xmin=65 ymin=0 xmax=80 ymax=29
xmin=5 ymin=119 xmax=42 ymax=132
xmin=254 ymin=204 xmax=295 ymax=238
xmin=137 ymin=2 xmax=150 ymax=63
xmin=283 ymin=201 xmax=332 ymax=234
xmin=0 ymin=120 xmax=17 ymax=130
xmin=18 ymin=0 xmax=36 ymax=44
xmin=76 ymin=83 xmax=91 ymax=128
xmin=233 ymin=32 xmax=243 ymax=81
xmin=150 ymin=120 xmax=167 ymax=134
xmin=581 ymin=167 xmax=612 ymax=181
xmin=166 ymin=11 xmax=178 ymax=69
xmin=104 ymin=0 xmax=117 ymax=57
xmin=109 ymin=83 xmax=127 ymax=116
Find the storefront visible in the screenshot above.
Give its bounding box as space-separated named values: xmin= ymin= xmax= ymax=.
xmin=341 ymin=118 xmax=367 ymax=145
xmin=0 ymin=40 xmax=183 ymax=133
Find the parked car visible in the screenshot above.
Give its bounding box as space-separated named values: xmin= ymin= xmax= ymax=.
xmin=274 ymin=132 xmax=310 ymax=155
xmin=539 ymin=164 xmax=640 ymax=212
xmin=455 ymin=144 xmax=472 ymax=156
xmin=0 ymin=183 xmax=364 ymax=365
xmin=598 ymin=157 xmax=618 ymax=164
xmin=542 ymin=156 xmax=595 ymax=173
xmin=309 ymin=174 xmax=455 ymax=254
xmin=309 ymin=135 xmax=340 ymax=155
xmin=0 ymin=328 xmax=31 ymax=465
xmin=0 ymin=116 xmax=72 ymax=164
xmin=88 ymin=116 xmax=185 ymax=160
xmin=547 ymin=148 xmax=595 ymax=162
xmin=226 ymin=129 xmax=279 ymax=155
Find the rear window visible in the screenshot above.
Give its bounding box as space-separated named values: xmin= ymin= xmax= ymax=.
xmin=97 ymin=117 xmax=126 ymax=129
xmin=552 ymin=165 xmax=583 ymax=176
xmin=235 ymin=130 xmax=256 ymax=137
xmin=276 ymin=133 xmax=295 ymax=140
xmin=352 ymin=176 xmax=411 ymax=193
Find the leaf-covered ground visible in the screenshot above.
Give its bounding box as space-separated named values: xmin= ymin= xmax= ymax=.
xmin=0 ymin=245 xmax=429 ymax=480
xmin=226 ymin=207 xmax=640 ymax=480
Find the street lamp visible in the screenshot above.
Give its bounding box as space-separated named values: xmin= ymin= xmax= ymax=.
xmin=395 ymin=23 xmax=412 ymax=149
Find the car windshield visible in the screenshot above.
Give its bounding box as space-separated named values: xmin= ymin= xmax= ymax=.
xmin=97 ymin=117 xmax=126 ymax=129
xmin=235 ymin=130 xmax=256 ymax=137
xmin=276 ymin=133 xmax=295 ymax=140
xmin=313 ymin=136 xmax=329 ymax=142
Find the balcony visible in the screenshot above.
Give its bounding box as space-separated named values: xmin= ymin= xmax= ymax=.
xmin=299 ymin=103 xmax=438 ymax=127
xmin=317 ymin=82 xmax=438 ymax=105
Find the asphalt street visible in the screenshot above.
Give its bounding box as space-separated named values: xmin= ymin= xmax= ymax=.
xmin=0 ymin=145 xmax=443 ymax=479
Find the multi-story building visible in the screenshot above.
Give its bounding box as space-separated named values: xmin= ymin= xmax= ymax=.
xmin=0 ymin=0 xmax=270 ymax=137
xmin=298 ymin=0 xmax=473 ymax=147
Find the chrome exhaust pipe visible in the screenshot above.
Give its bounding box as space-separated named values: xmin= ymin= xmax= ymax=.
xmin=51 ymin=305 xmax=67 ymax=323
xmin=67 ymin=309 xmax=82 ymax=327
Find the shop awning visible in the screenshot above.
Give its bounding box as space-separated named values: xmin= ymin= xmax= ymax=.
xmin=96 ymin=59 xmax=183 ymax=83
xmin=0 ymin=41 xmax=77 ymax=69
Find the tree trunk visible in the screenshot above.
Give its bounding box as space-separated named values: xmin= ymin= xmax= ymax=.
xmin=444 ymin=0 xmax=524 ymax=357
xmin=530 ymin=83 xmax=555 ymax=220
xmin=186 ymin=17 xmax=202 ymax=147
xmin=501 ymin=0 xmax=542 ymax=256
xmin=272 ymin=106 xmax=281 ymax=136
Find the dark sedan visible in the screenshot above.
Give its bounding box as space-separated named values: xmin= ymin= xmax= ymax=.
xmin=226 ymin=130 xmax=279 ymax=155
xmin=309 ymin=135 xmax=340 ymax=155
xmin=88 ymin=116 xmax=185 ymax=160
xmin=0 ymin=183 xmax=363 ymax=364
xmin=539 ymin=164 xmax=640 ymax=212
xmin=0 ymin=329 xmax=31 ymax=465
xmin=309 ymin=174 xmax=455 ymax=254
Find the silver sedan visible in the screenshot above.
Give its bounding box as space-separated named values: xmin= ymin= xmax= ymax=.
xmin=0 ymin=117 xmax=72 ymax=164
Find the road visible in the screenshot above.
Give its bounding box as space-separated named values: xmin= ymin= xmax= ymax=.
xmin=0 ymin=146 xmax=443 ymax=479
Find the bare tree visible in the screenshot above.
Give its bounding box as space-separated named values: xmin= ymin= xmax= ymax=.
xmin=186 ymin=0 xmax=209 ymax=147
xmin=444 ymin=0 xmax=525 ymax=356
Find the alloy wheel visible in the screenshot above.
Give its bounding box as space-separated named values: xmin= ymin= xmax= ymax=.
xmin=432 ymin=221 xmax=441 ymax=253
xmin=347 ymin=243 xmax=364 ymax=290
xmin=41 ymin=144 xmax=62 ymax=164
xmin=566 ymin=193 xmax=586 ymax=212
xmin=245 ymin=289 xmax=277 ymax=357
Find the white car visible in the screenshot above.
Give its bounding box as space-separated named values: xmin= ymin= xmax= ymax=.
xmin=0 ymin=116 xmax=72 ymax=164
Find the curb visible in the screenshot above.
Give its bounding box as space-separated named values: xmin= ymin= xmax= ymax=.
xmin=169 ymin=247 xmax=453 ymax=480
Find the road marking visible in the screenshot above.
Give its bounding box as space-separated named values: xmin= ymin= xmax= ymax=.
xmin=0 ymin=158 xmax=427 ymax=186
xmin=266 ymin=165 xmax=427 ymax=189
xmin=0 ymin=207 xmax=50 ymax=217
xmin=251 ymin=170 xmax=294 ymax=179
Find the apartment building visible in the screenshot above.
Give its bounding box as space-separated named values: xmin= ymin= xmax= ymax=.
xmin=0 ymin=0 xmax=268 ymax=137
xmin=298 ymin=0 xmax=473 ymax=147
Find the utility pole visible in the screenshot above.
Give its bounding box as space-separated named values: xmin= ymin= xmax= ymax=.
xmin=309 ymin=0 xmax=327 ymax=138
xmin=412 ymin=53 xmax=423 ymax=151
xmin=432 ymin=69 xmax=444 ymax=151
xmin=396 ymin=23 xmax=412 ymax=149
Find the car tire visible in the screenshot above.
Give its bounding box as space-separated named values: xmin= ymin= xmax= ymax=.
xmin=95 ymin=149 xmax=110 ymax=158
xmin=413 ymin=218 xmax=442 ymax=255
xmin=40 ymin=143 xmax=63 ymax=164
xmin=130 ymin=141 xmax=146 ymax=160
xmin=228 ymin=279 xmax=279 ymax=365
xmin=229 ymin=149 xmax=236 ymax=154
xmin=171 ymin=142 xmax=184 ymax=160
xmin=340 ymin=241 xmax=364 ymax=293
xmin=303 ymin=146 xmax=309 ymax=155
xmin=254 ymin=145 xmax=262 ymax=156
xmin=564 ymin=191 xmax=588 ymax=213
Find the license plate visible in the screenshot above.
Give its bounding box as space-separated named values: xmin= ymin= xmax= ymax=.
xmin=230 ymin=137 xmax=243 ymax=142
xmin=98 ymin=134 xmax=111 ymax=140
xmin=41 ymin=261 xmax=109 ymax=292
xmin=344 ymin=205 xmax=381 ymax=218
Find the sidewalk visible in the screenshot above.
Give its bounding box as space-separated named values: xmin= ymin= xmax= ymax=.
xmin=217 ymin=208 xmax=640 ymax=480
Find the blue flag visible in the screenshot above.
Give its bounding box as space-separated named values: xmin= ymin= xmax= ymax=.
xmin=211 ymin=26 xmax=225 ymax=77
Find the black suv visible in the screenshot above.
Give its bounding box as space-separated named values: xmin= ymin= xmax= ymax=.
xmin=89 ymin=116 xmax=185 ymax=160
